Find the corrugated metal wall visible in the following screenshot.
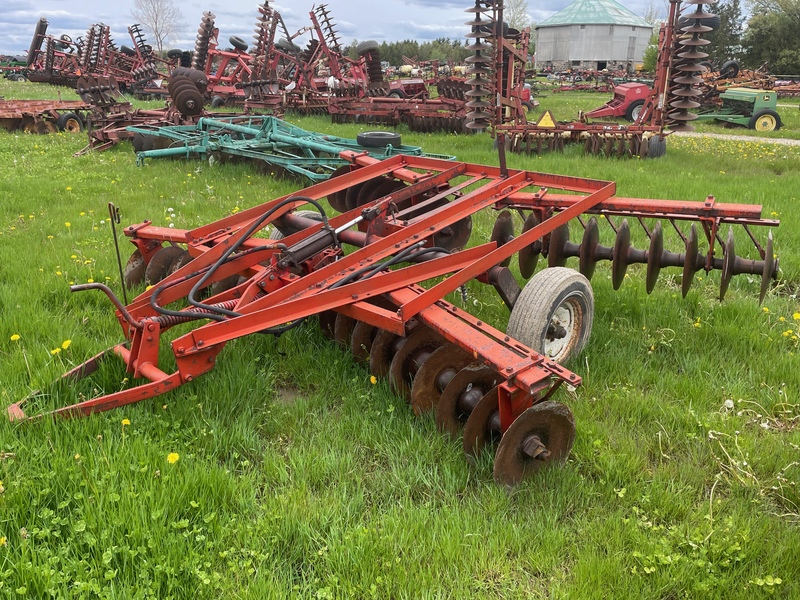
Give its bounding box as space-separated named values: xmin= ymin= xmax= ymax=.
xmin=535 ymin=24 xmax=651 ymax=66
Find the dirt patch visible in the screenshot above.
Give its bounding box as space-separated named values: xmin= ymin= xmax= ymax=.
xmin=275 ymin=386 xmax=303 ymax=405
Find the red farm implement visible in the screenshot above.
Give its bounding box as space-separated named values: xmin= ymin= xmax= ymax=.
xmin=0 ymin=99 xmax=88 ymax=133
xmin=8 ymin=150 xmax=778 ymax=485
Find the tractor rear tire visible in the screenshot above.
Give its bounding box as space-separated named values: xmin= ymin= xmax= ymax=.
xmin=167 ymin=48 xmax=184 ymax=59
xmin=748 ymin=109 xmax=781 ymax=132
xmin=506 ymin=267 xmax=594 ymax=364
xmin=357 ymin=131 xmax=402 ymax=147
xmin=356 ymin=40 xmax=380 ymax=56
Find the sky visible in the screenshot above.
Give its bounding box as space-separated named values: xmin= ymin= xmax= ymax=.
xmin=0 ymin=0 xmax=663 ymax=57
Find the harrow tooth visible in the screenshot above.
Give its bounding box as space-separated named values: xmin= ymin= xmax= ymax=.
xmin=493 ymin=401 xmax=576 ymax=487
xmin=409 ymin=345 xmax=473 ymax=415
xmin=436 ymin=363 xmax=500 ymax=438
xmin=388 ymin=328 xmax=445 ymax=401
xmin=491 ymin=210 xmax=515 ymax=267
xmin=463 ymin=387 xmax=502 ymax=460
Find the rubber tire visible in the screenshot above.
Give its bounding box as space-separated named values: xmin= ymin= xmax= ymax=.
xmin=698 ymin=60 xmax=714 ymax=72
xmin=56 ymin=112 xmax=83 ymax=133
xmin=506 ymin=267 xmax=594 ymax=364
xmin=356 ymin=40 xmax=380 ymax=56
xmin=357 ymin=131 xmax=401 ymax=147
xmin=167 ymin=48 xmax=184 ymax=59
xmin=120 ymin=45 xmax=136 ymax=57
xmin=646 ymin=135 xmax=667 ymax=159
xmin=230 ymin=36 xmax=248 ymax=52
xmin=276 ymin=38 xmax=301 ymax=54
xmin=269 ymin=210 xmax=324 ymax=240
xmin=748 ymin=109 xmax=781 ymax=132
xmin=387 ymin=90 xmax=404 ymax=99
xmin=211 ymin=95 xmax=225 ymax=108
xmin=719 ymin=60 xmax=739 ymax=79
xmin=624 ymin=99 xmax=644 ymax=122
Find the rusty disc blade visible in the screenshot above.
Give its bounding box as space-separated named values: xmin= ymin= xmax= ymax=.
xmin=124 ymin=249 xmax=146 ymax=289
xmin=682 ymin=223 xmax=700 ymax=298
xmin=491 ymin=210 xmax=515 ymax=267
xmin=388 ymin=327 xmax=444 ymax=402
xmin=355 ymin=176 xmax=388 ymax=208
xmin=167 ymin=249 xmax=192 ymax=276
xmin=369 ymin=328 xmax=405 ymax=379
xmin=333 ymin=313 xmax=356 ymax=349
xmin=434 ymin=215 xmax=473 ymax=251
xmin=344 ymin=181 xmax=366 ymax=212
xmin=518 ymin=212 xmax=542 ymax=279
xmin=463 ymin=387 xmax=501 ymax=461
xmin=579 ymin=217 xmax=600 ymax=280
xmin=144 ymin=245 xmax=185 ymax=285
xmin=326 ymin=165 xmax=352 ymax=213
xmin=410 ymin=344 xmax=473 ymax=415
xmin=760 ymin=231 xmax=775 ymax=304
xmin=175 ymin=87 xmax=205 ymax=116
xmin=493 ymin=401 xmax=575 ymax=487
xmin=646 ymin=221 xmax=664 ymax=294
xmin=318 ymin=311 xmax=338 ymax=339
xmin=548 ymin=223 xmax=571 ymax=268
xmin=611 ymin=219 xmax=631 ymax=290
xmin=350 ymin=321 xmax=378 ymax=364
xmin=436 ymin=363 xmax=500 ymax=438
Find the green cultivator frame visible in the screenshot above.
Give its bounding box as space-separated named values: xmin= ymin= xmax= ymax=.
xmin=128 ymin=116 xmax=453 ymax=182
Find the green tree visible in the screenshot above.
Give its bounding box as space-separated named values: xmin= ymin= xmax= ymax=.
xmin=708 ymin=0 xmax=744 ymax=64
xmin=742 ymin=3 xmax=800 ymax=73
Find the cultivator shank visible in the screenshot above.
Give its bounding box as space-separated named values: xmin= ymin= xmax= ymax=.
xmin=9 ymin=154 xmax=779 ymax=485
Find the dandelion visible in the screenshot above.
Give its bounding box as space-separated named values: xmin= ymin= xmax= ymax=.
xmin=87 ymin=278 xmax=94 ymax=283
xmin=61 ymin=340 xmax=71 ymax=350
xmin=74 ymin=453 xmax=80 ymax=461
xmin=0 ymin=537 xmax=6 ymax=547
xmin=65 ymin=222 xmax=71 ymax=228
xmin=369 ymin=375 xmax=377 ymax=385
xmin=794 ymin=313 xmax=800 ymax=321
xmin=10 ymin=334 xmax=20 ymax=342
xmin=167 ymin=452 xmax=180 ymax=464
xmin=66 ymin=186 xmax=72 ymax=191
xmin=762 ymin=307 xmax=770 ymax=313
xmin=47 ymin=235 xmax=53 ymax=239
xmin=50 ymin=348 xmax=61 ymax=355
xmin=79 ymin=211 xmax=85 ymax=216
xmin=121 ymin=418 xmax=130 ymax=426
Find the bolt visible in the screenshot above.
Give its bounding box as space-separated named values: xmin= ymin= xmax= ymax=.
xmin=147 ymin=323 xmax=155 ymax=331
xmin=259 ymin=281 xmax=266 ymax=287
xmin=269 ymin=274 xmax=276 ymax=280
xmin=506 ymin=366 xmax=513 ymax=372
xmin=186 ymin=375 xmax=193 ymax=382
xmin=177 ymin=347 xmax=185 ymax=354
xmin=197 ymin=340 xmax=204 ymax=347
xmin=504 ymin=336 xmax=510 ymax=342
xmin=477 ymin=321 xmax=482 ymax=326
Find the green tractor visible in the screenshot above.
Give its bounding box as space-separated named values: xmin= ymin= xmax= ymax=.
xmin=695 ymin=88 xmax=781 ymax=132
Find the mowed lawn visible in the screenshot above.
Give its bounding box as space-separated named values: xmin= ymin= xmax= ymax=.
xmin=1 ymin=79 xmax=799 ymax=599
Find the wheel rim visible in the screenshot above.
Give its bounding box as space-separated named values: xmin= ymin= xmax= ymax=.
xmin=631 ymin=104 xmax=642 ymax=121
xmin=63 ymin=117 xmax=81 ymax=133
xmin=545 ymin=300 xmax=580 ymax=361
xmin=754 ymin=115 xmax=776 ymax=132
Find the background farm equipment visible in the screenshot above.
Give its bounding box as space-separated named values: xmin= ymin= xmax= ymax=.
xmin=496 ymin=0 xmax=718 ymax=157
xmin=8 ymin=147 xmax=779 ymax=485
xmin=127 ymin=115 xmax=453 ymax=182
xmin=693 ymin=87 xmax=782 ymax=131
xmin=0 ymin=99 xmax=88 ymax=133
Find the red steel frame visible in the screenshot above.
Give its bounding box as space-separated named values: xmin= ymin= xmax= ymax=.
xmin=8 ymin=153 xmax=777 ymax=424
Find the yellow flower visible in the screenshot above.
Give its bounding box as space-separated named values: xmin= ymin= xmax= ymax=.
xmin=65 ymin=222 xmax=71 ymax=228
xmin=167 ymin=452 xmax=180 ymax=464
xmin=794 ymin=313 xmax=800 ymax=321
xmin=79 ymin=212 xmax=85 ymax=216
xmin=50 ymin=348 xmax=61 ymax=355
xmin=0 ymin=536 xmax=6 ymax=547
xmin=66 ymin=186 xmax=72 ymax=191
xmin=10 ymin=334 xmax=20 ymax=341
xmin=369 ymin=375 xmax=377 ymax=385
xmin=61 ymin=340 xmax=71 ymax=350
xmin=762 ymin=307 xmax=769 ymax=313
xmin=74 ymin=453 xmax=80 ymax=460
xmin=121 ymin=418 xmax=131 ymax=426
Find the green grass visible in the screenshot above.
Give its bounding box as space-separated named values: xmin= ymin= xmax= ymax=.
xmin=1 ymin=79 xmax=799 ymax=599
